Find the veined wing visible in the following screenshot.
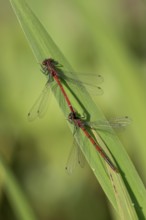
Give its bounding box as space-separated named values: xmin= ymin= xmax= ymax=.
xmin=28 ymin=82 xmax=50 ymax=121
xmin=87 ymin=116 xmax=131 ymax=131
xmin=59 ymin=71 xmax=104 ymax=95
xmin=65 ymin=138 xmax=85 ymax=175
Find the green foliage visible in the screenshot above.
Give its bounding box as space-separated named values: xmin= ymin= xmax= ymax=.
xmin=0 ymin=159 xmax=37 ymax=220
xmin=5 ymin=0 xmax=146 ymax=219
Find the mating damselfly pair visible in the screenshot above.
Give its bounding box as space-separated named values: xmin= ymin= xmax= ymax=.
xmin=28 ymin=58 xmax=131 ymax=173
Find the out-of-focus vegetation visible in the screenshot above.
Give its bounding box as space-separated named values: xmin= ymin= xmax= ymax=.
xmin=0 ymin=0 xmax=146 ymax=219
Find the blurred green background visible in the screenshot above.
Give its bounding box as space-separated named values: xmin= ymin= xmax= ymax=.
xmin=0 ymin=0 xmax=146 ymax=219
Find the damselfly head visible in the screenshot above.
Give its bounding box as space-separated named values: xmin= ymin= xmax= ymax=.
xmin=42 ymin=58 xmax=62 ymax=69
xmin=42 ymin=58 xmax=49 ymax=66
xmin=42 ymin=58 xmax=55 ymax=66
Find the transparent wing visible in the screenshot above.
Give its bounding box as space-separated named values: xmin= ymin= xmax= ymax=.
xmin=59 ymin=71 xmax=104 ymax=95
xmin=28 ymin=82 xmax=50 ymax=121
xmin=87 ymin=116 xmax=131 ymax=131
xmin=65 ymin=138 xmax=85 ymax=175
xmin=107 ymin=116 xmax=131 ymax=128
xmin=62 ymin=71 xmax=104 ymax=84
xmin=77 ymin=145 xmax=85 ymax=168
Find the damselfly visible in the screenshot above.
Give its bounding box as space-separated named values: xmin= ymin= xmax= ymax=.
xmin=28 ymin=58 xmax=103 ymax=120
xmin=66 ymin=111 xmax=131 ymax=173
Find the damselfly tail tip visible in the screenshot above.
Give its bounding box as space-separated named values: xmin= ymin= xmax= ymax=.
xmin=109 ymin=166 xmax=119 ymax=173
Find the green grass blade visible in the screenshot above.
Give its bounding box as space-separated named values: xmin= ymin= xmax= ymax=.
xmin=93 ymin=131 xmax=138 ymax=220
xmin=9 ymin=0 xmax=146 ymax=219
xmin=0 ymin=159 xmax=37 ymax=220
xmin=73 ymin=1 xmax=146 ymax=219
xmin=108 ymin=170 xmax=138 ymax=219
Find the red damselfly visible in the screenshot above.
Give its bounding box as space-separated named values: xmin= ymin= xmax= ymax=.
xmin=67 ymin=111 xmax=131 ymax=173
xmin=28 ymin=58 xmax=103 ymax=120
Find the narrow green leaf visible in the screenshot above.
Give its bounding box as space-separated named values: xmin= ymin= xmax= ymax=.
xmin=9 ymin=0 xmax=146 ymax=219
xmin=73 ymin=1 xmax=146 ymax=219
